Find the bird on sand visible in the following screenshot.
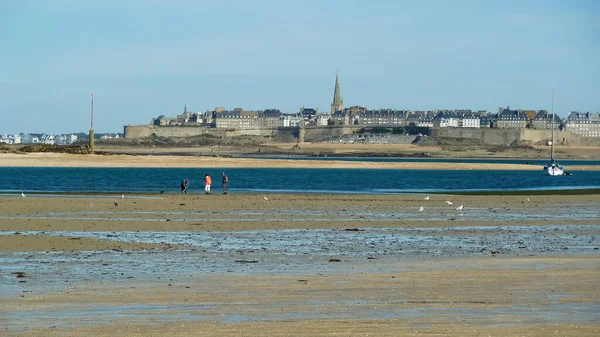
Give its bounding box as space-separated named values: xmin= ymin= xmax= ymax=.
xmin=263 ymin=197 xmax=269 ymax=201
xmin=418 ymin=206 xmax=424 ymax=212
xmin=114 ymin=200 xmax=118 ymax=207
xmin=424 ymin=196 xmax=430 ymax=201
xmin=121 ymin=194 xmax=125 ymax=199
xmin=21 ymin=192 xmax=26 ymax=198
xmin=527 ymin=198 xmax=530 ymax=202
xmin=445 ymin=201 xmax=453 ymax=205
xmin=456 ymin=205 xmax=464 ymax=211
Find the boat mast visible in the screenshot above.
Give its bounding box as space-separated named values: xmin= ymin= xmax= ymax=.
xmin=551 ymin=89 xmax=555 ymax=162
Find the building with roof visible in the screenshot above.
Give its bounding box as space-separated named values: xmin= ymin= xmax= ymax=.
xmin=459 ymin=113 xmax=481 ymax=128
xmin=214 ymin=109 xmax=260 ymax=129
xmin=260 ymin=109 xmax=283 ymax=128
xmin=432 ymin=111 xmax=460 ymax=128
xmin=359 ymin=109 xmax=406 ymax=126
xmin=495 ymin=107 xmax=528 ymax=129
xmin=152 ymin=115 xmax=175 ymax=126
xmin=280 ymin=114 xmax=303 ymax=127
xmin=531 ymin=110 xmax=561 ymax=130
xmin=479 ymin=115 xmax=491 ymax=128
xmin=565 ymin=112 xmax=600 ymax=138
xmin=522 ymin=110 xmax=537 ymax=121
xmin=330 ymin=110 xmax=350 ymax=126
xmin=300 ymin=107 xmax=318 ymax=119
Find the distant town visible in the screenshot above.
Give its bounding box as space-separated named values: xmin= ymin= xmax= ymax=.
xmin=4 ymin=74 xmax=598 ymax=146
xmin=0 ymin=133 xmax=123 ymax=145
xmin=133 ymin=74 xmax=599 ymax=139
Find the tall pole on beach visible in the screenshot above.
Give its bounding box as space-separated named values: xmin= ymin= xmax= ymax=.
xmin=89 ymin=93 xmax=95 ymax=154
xmin=551 ymin=89 xmax=555 ymax=162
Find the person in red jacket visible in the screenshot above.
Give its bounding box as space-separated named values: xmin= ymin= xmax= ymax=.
xmin=204 ymin=174 xmax=212 ymax=194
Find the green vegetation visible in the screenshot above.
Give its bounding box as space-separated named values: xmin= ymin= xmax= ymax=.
xmin=97 ymin=134 xmax=264 ymax=147
xmin=0 ymin=144 xmax=10 ymax=153
xmin=19 ymin=144 xmax=94 ymax=154
xmin=0 ymin=144 xmax=97 ymax=154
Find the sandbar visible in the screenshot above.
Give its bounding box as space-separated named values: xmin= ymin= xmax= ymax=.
xmin=1 ymin=152 xmax=599 ymax=170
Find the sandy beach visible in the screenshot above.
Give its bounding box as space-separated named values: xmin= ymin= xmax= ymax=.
xmin=1 ymin=193 xmax=599 ymax=336
xmin=94 ymin=143 xmax=600 ymax=160
xmin=1 ymin=152 xmax=599 ymax=170
xmin=1 ymin=145 xmax=599 ymax=336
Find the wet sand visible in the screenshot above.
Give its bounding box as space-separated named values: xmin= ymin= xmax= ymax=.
xmin=1 ymin=152 xmax=599 ymax=170
xmin=4 ymin=261 xmax=599 ymax=336
xmin=1 ymin=194 xmax=599 ymax=336
xmin=1 ymin=194 xmax=600 ymax=235
xmin=0 ymin=234 xmax=175 ymax=252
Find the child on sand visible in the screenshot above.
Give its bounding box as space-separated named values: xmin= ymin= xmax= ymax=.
xmin=204 ymin=174 xmax=212 ymax=194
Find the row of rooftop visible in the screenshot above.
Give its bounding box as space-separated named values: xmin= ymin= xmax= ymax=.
xmin=0 ymin=134 xmax=79 ymax=145
xmin=0 ymin=133 xmax=122 ymax=145
xmin=150 ymin=106 xmax=600 ymax=138
xmin=142 ymin=73 xmax=600 ymax=137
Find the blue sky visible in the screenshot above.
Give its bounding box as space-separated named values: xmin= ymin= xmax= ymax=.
xmin=1 ymin=0 xmax=598 ymax=134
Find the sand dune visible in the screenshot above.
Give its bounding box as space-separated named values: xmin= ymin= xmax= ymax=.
xmin=1 ymin=152 xmax=598 ymax=170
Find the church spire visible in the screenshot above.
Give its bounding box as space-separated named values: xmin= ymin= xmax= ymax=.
xmin=184 ymin=103 xmax=188 ymax=113
xmin=333 ymin=72 xmax=341 ymax=105
xmin=331 ymin=72 xmax=343 ymax=114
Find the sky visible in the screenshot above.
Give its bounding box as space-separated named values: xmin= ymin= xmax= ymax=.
xmin=0 ymin=0 xmax=598 ymax=134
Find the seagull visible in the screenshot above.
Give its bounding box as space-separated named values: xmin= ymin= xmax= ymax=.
xmin=121 ymin=194 xmax=125 ymax=199
xmin=263 ymin=197 xmax=269 ymax=201
xmin=424 ymin=196 xmax=430 ymax=201
xmin=456 ymin=205 xmax=464 ymax=211
xmin=114 ymin=200 xmax=118 ymax=207
xmin=445 ymin=201 xmax=453 ymax=205
xmin=21 ymin=192 xmax=26 ymax=198
xmin=418 ymin=206 xmax=424 ymax=212
xmin=527 ymin=198 xmax=530 ymax=202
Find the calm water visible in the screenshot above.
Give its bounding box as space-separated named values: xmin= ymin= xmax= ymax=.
xmin=1 ymin=167 xmax=599 ymax=194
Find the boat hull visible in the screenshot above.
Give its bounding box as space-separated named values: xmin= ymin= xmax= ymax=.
xmin=547 ymin=166 xmax=564 ymax=176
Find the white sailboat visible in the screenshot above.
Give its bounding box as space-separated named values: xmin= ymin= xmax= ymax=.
xmin=544 ymin=90 xmax=564 ymax=176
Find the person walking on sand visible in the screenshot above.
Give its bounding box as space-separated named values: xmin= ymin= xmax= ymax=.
xmin=181 ymin=178 xmax=190 ymax=194
xmin=221 ymin=172 xmax=229 ymax=195
xmin=204 ymin=174 xmax=212 ymax=194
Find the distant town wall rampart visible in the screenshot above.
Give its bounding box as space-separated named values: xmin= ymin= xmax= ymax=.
xmin=125 ymin=125 xmax=360 ymax=142
xmin=430 ymin=128 xmax=520 ymax=146
xmin=125 ymin=125 xmax=286 ymax=139
xmin=125 ymin=124 xmax=600 ymax=146
xmin=303 ymin=126 xmax=360 ymax=142
xmin=431 ymin=128 xmax=600 ymax=146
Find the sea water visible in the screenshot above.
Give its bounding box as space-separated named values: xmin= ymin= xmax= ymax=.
xmin=1 ymin=167 xmax=600 ymax=194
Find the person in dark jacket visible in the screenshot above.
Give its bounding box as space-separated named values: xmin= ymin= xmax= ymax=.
xmin=221 ymin=172 xmax=229 ymax=195
xmin=181 ymin=179 xmax=190 ymax=194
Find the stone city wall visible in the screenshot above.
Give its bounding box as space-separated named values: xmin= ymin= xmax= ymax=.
xmin=125 ymin=125 xmax=600 ymax=146
xmin=124 ymin=125 xmax=360 ymax=141
xmin=430 ymin=128 xmax=599 ymax=146
xmin=125 ymin=125 xmax=288 ymax=139
xmin=303 ymin=126 xmax=360 ymax=142
xmin=429 ymin=128 xmax=520 ymax=146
